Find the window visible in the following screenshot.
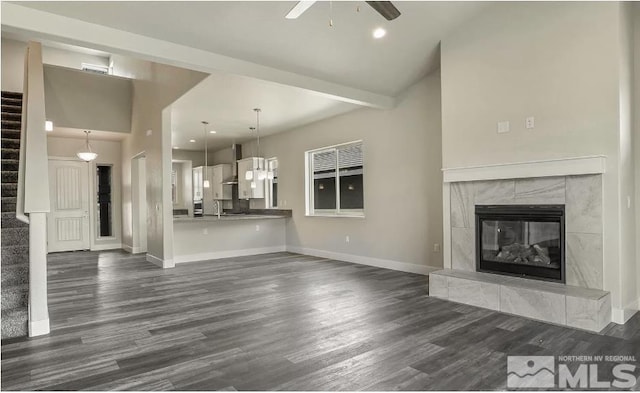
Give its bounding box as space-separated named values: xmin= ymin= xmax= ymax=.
xmin=96 ymin=165 xmax=113 ymax=237
xmin=306 ymin=141 xmax=364 ymax=217
xmin=266 ymin=158 xmax=278 ymax=208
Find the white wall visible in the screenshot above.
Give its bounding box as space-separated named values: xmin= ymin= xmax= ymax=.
xmin=47 ymin=136 xmax=123 ymax=250
xmin=441 ymin=2 xmax=637 ymax=320
xmin=43 ymin=65 xmax=132 ymax=133
xmin=240 ymin=73 xmax=443 ymax=272
xmin=1 ymin=38 xmax=109 ymax=93
xmin=117 ymin=55 xmax=207 ymax=266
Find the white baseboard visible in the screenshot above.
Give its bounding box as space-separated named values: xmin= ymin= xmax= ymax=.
xmin=286 ymin=246 xmax=440 ymax=276
xmin=123 ymin=244 xmax=145 ymax=254
xmin=91 ymin=243 xmax=122 ymax=251
xmin=29 ymin=318 xmax=50 ymax=337
xmin=611 ymin=298 xmax=640 ymax=324
xmin=146 ymin=253 xmax=175 ymax=269
xmin=174 ymin=246 xmax=287 ymax=264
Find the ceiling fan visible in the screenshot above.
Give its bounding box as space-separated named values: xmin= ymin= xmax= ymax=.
xmin=286 ymin=1 xmax=401 ymax=21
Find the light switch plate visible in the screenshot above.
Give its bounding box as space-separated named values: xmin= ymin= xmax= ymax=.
xmin=497 ymin=121 xmax=510 ymax=134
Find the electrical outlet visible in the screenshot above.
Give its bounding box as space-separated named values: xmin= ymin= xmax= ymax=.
xmin=525 ymin=116 xmax=535 ymax=129
xmin=255 ymin=225 xmax=260 ymax=231
xmin=433 ymin=243 xmax=440 ymax=252
xmin=203 ymin=228 xmax=208 ymax=235
xmin=628 ymin=196 xmax=632 ymax=209
xmin=146 ymin=129 xmax=153 ymax=136
xmin=345 ymin=235 xmax=350 ymax=243
xmin=497 ymin=121 xmax=510 ymax=134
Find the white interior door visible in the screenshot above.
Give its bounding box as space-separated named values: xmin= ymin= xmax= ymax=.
xmin=47 ymin=159 xmax=90 ymax=252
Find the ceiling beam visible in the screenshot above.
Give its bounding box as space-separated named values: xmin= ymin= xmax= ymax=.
xmin=1 ymin=3 xmax=396 ymax=109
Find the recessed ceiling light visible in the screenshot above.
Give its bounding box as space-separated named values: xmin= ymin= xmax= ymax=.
xmin=373 ymin=28 xmax=386 ymax=39
xmin=209 ymin=130 xmax=217 ymax=134
xmin=189 ymin=139 xmax=196 ymax=143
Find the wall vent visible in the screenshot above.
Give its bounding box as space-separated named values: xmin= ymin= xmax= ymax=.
xmin=81 ymin=63 xmax=109 ymax=75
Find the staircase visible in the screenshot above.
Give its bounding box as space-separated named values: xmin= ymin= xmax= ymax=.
xmin=1 ymin=91 xmax=29 ymax=339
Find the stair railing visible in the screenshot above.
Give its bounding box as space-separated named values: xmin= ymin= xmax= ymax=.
xmin=16 ymin=41 xmax=51 ymax=337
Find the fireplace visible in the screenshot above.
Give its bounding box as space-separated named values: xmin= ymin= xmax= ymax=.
xmin=475 ymin=205 xmax=565 ymax=282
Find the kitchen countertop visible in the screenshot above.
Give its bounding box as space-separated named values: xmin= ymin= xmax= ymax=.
xmin=173 ymin=214 xmax=288 ymax=222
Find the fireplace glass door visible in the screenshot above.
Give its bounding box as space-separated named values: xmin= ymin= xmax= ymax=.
xmin=475 ymin=205 xmax=565 ymax=282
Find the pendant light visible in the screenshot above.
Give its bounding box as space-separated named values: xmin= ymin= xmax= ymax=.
xmin=245 ymin=108 xmax=271 ymax=182
xmin=245 ymin=127 xmax=255 ymax=181
xmin=77 ymin=130 xmax=98 ymax=162
xmin=202 ymin=121 xmax=210 ymax=188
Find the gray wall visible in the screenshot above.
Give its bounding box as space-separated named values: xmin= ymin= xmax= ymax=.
xmin=440 ymin=2 xmax=638 ymax=315
xmin=44 ymin=64 xmax=132 ymax=133
xmin=117 ymin=54 xmax=208 ymax=264
xmin=1 ymin=38 xmax=110 ymax=93
xmin=241 ymin=73 xmax=443 ymax=271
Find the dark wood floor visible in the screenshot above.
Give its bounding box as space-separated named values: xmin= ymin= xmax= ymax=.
xmin=1 ymin=250 xmax=639 ymax=391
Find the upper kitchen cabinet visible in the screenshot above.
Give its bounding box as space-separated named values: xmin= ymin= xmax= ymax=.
xmin=211 ymin=164 xmax=232 ymax=200
xmin=238 ymin=157 xmax=265 ymax=199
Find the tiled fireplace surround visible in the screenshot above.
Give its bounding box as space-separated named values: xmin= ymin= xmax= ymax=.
xmin=430 ymin=157 xmax=612 ymax=332
xmin=450 ymin=175 xmax=602 ymax=288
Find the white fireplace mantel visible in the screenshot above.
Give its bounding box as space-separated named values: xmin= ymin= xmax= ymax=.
xmin=442 ymin=155 xmax=607 ymax=183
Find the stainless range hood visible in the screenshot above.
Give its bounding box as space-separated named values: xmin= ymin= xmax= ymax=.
xmin=222 ymin=143 xmax=241 ymax=184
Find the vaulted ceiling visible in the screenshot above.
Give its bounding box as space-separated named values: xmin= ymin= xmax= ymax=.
xmin=11 ymin=1 xmax=487 ymax=96
xmin=3 ymin=1 xmax=488 ymax=150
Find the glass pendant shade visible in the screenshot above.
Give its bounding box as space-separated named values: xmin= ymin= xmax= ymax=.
xmin=245 ymin=170 xmax=253 ymax=180
xmin=250 ymin=181 xmax=257 ymax=189
xmin=257 ymin=169 xmax=267 ymax=181
xmin=77 ymin=151 xmax=98 ymax=162
xmin=203 ymin=180 xmax=210 ymax=188
xmin=77 ymin=131 xmax=98 ymax=162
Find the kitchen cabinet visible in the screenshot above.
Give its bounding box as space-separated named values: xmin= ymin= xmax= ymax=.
xmin=237 ymin=157 xmax=265 ymax=199
xmin=211 ymin=164 xmax=232 ymax=200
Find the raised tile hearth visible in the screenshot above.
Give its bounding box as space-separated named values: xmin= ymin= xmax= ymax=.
xmin=429 ymin=269 xmax=611 ymax=332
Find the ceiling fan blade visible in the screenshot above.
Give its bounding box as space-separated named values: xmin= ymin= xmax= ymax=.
xmin=366 ymin=1 xmax=401 ymax=21
xmin=285 ymin=1 xmax=317 ymax=19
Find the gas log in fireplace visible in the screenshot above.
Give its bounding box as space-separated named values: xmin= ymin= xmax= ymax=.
xmin=475 ymin=205 xmax=565 ymax=283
